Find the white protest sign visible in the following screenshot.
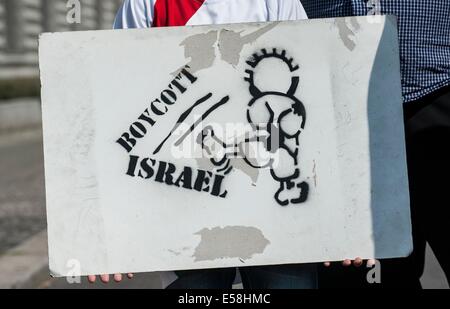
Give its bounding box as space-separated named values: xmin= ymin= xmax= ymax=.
xmin=39 ymin=16 xmax=412 ymax=277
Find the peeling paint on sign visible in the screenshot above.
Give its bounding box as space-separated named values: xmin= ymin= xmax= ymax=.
xmin=335 ymin=17 xmax=361 ymax=51
xmin=175 ymin=22 xmax=279 ymax=74
xmin=193 ymin=226 xmax=270 ymax=262
xmin=218 ymin=23 xmax=279 ymax=67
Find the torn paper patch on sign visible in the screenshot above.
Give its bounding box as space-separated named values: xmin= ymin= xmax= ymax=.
xmin=39 ymin=16 xmax=412 ymax=277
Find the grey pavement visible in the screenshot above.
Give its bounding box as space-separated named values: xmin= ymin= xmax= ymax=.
xmin=0 ymin=99 xmax=42 ymax=132
xmin=0 ymin=230 xmax=49 ymax=288
xmin=0 ymin=128 xmax=447 ymax=289
xmin=0 ymin=129 xmax=46 ymax=255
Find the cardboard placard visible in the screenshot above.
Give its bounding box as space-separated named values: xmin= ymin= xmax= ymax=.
xmin=39 ymin=16 xmax=412 ymax=277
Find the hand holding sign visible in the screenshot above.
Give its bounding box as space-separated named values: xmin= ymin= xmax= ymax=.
xmin=88 ymin=273 xmax=134 ymax=284
xmin=323 ymin=258 xmax=377 ymax=268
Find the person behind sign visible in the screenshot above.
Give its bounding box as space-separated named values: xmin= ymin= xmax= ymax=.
xmin=89 ymin=0 xmax=367 ymax=289
xmin=302 ymin=0 xmax=450 ymax=288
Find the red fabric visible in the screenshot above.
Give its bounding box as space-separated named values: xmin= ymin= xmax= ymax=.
xmin=152 ymin=0 xmax=205 ymax=27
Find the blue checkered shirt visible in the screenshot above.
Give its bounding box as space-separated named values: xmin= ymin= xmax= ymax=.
xmin=301 ymin=0 xmax=450 ymax=103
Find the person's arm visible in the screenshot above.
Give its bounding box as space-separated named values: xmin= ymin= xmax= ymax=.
xmin=113 ymin=0 xmax=153 ymax=29
xmin=274 ymin=0 xmax=309 ymax=21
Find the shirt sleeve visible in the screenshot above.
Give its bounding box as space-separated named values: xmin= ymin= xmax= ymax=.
xmin=113 ymin=0 xmax=154 ymax=29
xmin=276 ymin=0 xmax=309 ymax=21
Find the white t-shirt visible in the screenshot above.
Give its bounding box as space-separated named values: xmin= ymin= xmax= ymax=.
xmin=114 ymin=0 xmax=308 ymax=29
xmin=113 ymin=0 xmax=308 ymax=289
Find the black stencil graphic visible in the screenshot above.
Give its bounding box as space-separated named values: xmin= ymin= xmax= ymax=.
xmin=154 ymin=93 xmax=213 ymax=155
xmin=199 ymin=48 xmax=309 ymax=206
xmin=153 ymin=93 xmax=230 ymax=154
xmin=118 ymin=51 xmax=309 ymax=205
xmin=118 ymin=68 xmax=229 ymax=200
xmin=175 ymin=95 xmax=230 ymax=147
xmin=246 ymin=48 xmax=309 ymax=206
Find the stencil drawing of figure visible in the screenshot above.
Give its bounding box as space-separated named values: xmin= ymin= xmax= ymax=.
xmin=199 ymin=48 xmax=309 ymax=206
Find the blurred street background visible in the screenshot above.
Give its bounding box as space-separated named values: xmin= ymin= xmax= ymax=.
xmin=0 ymin=0 xmax=448 ymax=289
